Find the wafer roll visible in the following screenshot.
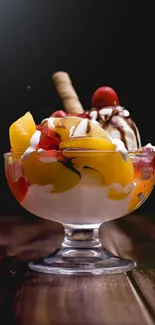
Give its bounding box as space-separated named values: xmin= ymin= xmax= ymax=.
xmin=52 ymin=71 xmax=84 ymax=114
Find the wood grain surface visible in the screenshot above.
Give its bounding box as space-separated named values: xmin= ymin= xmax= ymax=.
xmin=0 ymin=213 xmax=155 ymax=325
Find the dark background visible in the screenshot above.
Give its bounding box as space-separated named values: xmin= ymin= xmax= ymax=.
xmin=0 ymin=0 xmax=154 ymax=215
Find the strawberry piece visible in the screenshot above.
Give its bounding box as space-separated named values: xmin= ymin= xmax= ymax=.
xmin=6 ymin=159 xmax=29 ymax=202
xmin=141 ymin=146 xmax=154 ymax=153
xmin=7 ymin=176 xmax=29 ymax=203
xmin=92 ymin=86 xmax=120 ymax=108
xmin=51 ymin=110 xmax=90 ymax=119
xmin=67 ymin=112 xmax=90 ymax=119
xmin=51 ymin=110 xmax=67 ymax=117
xmin=132 ymin=154 xmax=154 ymax=181
xmin=38 ymin=132 xmax=60 ymax=150
xmin=36 ymin=122 xmax=60 ymax=150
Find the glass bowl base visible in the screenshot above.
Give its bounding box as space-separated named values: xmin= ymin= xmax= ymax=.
xmin=28 ymin=247 xmax=137 ymax=275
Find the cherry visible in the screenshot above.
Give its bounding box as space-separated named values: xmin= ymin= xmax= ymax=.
xmin=92 ymin=86 xmax=120 ymax=108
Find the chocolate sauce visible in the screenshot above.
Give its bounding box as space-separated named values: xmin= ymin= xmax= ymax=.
xmin=90 ymin=106 xmax=141 ymax=150
xmin=86 ymin=119 xmax=91 ymax=134
xmin=127 ymin=117 xmax=140 ymax=148
xmin=108 ymin=117 xmax=128 ymax=149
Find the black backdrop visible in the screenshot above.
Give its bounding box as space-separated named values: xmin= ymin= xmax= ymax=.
xmin=0 ymin=0 xmax=154 ymax=215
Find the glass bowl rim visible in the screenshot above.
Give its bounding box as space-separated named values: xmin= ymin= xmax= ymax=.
xmin=3 ymin=150 xmax=155 ymax=158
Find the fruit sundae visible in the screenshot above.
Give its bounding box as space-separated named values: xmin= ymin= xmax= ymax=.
xmin=5 ymin=72 xmax=155 ymax=226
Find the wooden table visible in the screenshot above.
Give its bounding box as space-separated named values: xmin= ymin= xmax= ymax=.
xmin=0 ymin=213 xmax=155 ymax=325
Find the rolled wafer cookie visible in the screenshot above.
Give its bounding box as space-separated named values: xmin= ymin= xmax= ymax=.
xmin=52 ymin=71 xmax=84 ymax=114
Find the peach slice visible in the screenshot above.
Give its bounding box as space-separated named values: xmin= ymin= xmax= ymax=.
xmin=49 ymin=116 xmax=83 ymax=142
xmin=9 ymin=112 xmax=36 ymax=152
xmin=129 ymin=178 xmax=154 ymax=212
xmin=60 ymin=137 xmax=115 ymax=152
xmin=22 ymin=152 xmax=80 ymax=193
xmin=61 ymin=135 xmax=134 ymax=192
xmin=72 ymin=153 xmax=134 ymax=188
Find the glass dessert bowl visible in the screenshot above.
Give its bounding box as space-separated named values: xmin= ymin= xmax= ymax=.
xmin=4 ymin=148 xmax=155 ymax=275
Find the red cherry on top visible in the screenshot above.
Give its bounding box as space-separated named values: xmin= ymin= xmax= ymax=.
xmin=92 ymin=86 xmax=120 ymax=108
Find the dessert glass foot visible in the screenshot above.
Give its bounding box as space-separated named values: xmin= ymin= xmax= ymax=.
xmin=28 ymin=228 xmax=136 ymax=275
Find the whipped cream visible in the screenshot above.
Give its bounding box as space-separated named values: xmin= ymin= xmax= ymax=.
xmin=41 ymin=118 xmax=49 ymax=125
xmin=71 ymin=119 xmax=88 ymax=138
xmin=21 ymin=130 xmax=41 ymax=161
xmin=145 ymin=143 xmax=155 ymax=151
xmin=48 ymin=117 xmax=55 ymax=129
xmin=111 ymin=138 xmax=128 ymax=161
xmin=108 ymin=116 xmax=140 ymax=151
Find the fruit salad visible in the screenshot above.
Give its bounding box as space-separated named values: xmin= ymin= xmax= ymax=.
xmin=5 ymin=109 xmax=154 ymax=226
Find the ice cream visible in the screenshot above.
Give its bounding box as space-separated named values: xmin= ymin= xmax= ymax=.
xmin=90 ymin=86 xmax=141 ymax=150
xmin=89 ymin=105 xmax=141 ymax=151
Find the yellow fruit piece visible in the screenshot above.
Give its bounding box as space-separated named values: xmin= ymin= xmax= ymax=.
xmin=22 ymin=152 xmax=80 ymax=193
xmin=129 ymin=178 xmax=154 ymax=212
xmin=9 ymin=112 xmax=36 ymax=152
xmin=60 ymin=137 xmax=115 ymax=152
xmin=61 ymin=136 xmax=134 ymax=198
xmin=52 ymin=117 xmax=83 ymax=141
xmin=87 ymin=121 xmax=111 ymax=138
xmin=72 ymin=152 xmax=134 ymax=188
